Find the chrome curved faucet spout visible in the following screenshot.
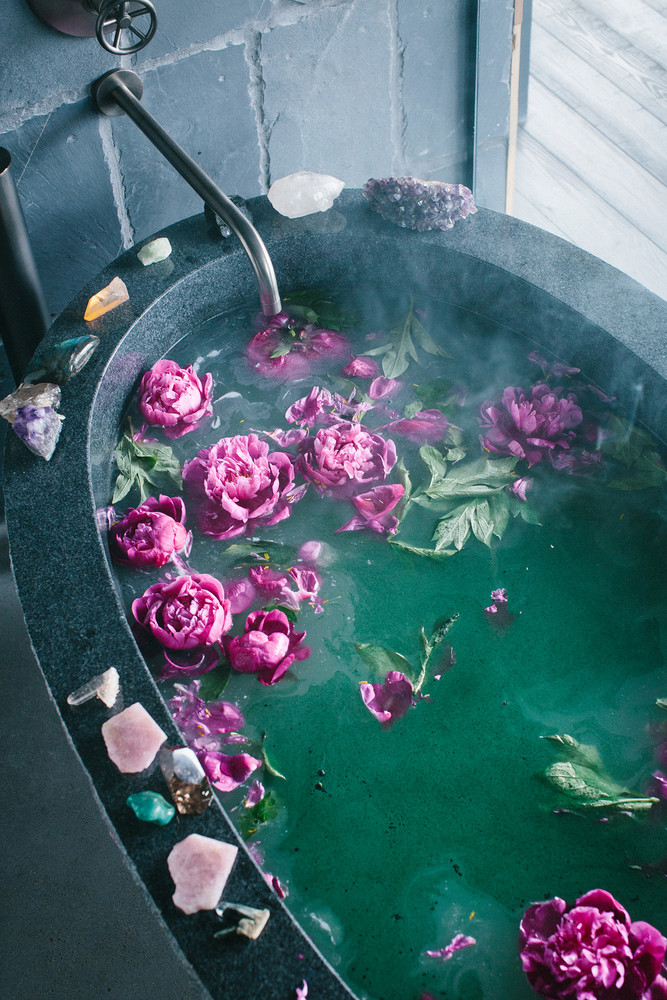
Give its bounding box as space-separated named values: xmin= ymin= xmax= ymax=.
xmin=92 ymin=69 xmax=282 ymax=317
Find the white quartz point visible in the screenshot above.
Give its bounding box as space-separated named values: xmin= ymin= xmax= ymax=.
xmin=137 ymin=237 xmax=172 ymax=266
xmin=67 ymin=667 xmax=120 ymax=708
xmin=168 ymin=834 xmax=238 ymax=914
xmin=267 ymin=171 xmax=345 ymax=218
xmin=101 ymin=702 xmax=167 ymax=773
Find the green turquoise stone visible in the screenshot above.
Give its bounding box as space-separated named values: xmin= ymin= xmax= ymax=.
xmin=126 ymin=791 xmax=175 ymax=826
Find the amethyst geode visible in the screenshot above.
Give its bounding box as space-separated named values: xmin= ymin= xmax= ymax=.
xmin=363 ymin=176 xmax=477 ymax=231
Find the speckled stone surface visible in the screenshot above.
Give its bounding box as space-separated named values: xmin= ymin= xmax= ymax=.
xmin=3 ymin=190 xmax=666 ymax=1000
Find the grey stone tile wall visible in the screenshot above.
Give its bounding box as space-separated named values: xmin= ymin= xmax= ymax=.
xmin=0 ymin=0 xmax=501 ymax=322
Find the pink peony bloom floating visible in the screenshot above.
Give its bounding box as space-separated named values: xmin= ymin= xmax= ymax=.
xmin=480 ymin=384 xmax=583 ymax=467
xmin=198 ymin=750 xmax=261 ymax=792
xmin=183 ymin=434 xmax=304 ymax=540
xmin=368 ymin=376 xmax=402 ymax=400
xmin=378 ymin=408 xmax=449 ymax=444
xmin=138 ymin=360 xmax=213 ymax=438
xmin=225 ymin=609 xmax=311 ymax=685
xmin=520 ymin=889 xmax=667 ymax=1000
xmin=298 ymin=420 xmax=396 ymax=495
xmin=285 ymin=386 xmax=334 ymax=426
xmin=132 ymin=573 xmax=232 ymax=649
xmin=109 ymin=495 xmax=190 ymax=568
xmin=424 ymin=933 xmax=477 ymax=961
xmin=337 ymin=483 xmax=405 ymax=534
xmin=247 ymin=314 xmax=349 ymax=379
xmin=343 ymin=355 xmax=380 ymax=378
xmin=169 ymin=680 xmax=244 ymax=747
xmin=360 ymin=671 xmax=414 ymax=728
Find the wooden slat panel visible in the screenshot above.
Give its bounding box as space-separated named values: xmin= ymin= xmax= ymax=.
xmin=524 ymin=78 xmax=667 ymax=249
xmin=577 ymin=0 xmax=667 ymax=67
xmin=530 ymin=21 xmax=667 ymax=182
xmin=514 ymin=130 xmax=667 ymax=299
xmin=538 ymin=0 xmax=667 ymax=122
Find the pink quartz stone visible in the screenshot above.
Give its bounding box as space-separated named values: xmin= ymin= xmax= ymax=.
xmin=168 ymin=834 xmax=238 ymax=914
xmin=101 ymin=702 xmax=167 ymax=773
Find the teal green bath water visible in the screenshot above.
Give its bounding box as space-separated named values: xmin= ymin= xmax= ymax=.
xmin=112 ymin=296 xmax=667 ymax=1000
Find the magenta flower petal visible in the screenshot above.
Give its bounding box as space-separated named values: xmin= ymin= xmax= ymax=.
xmin=295 ymin=981 xmax=308 ymax=1000
xmin=509 ymin=477 xmax=532 ymax=501
xmin=285 ymin=386 xmax=334 ymax=426
xmin=378 ymin=409 xmax=449 ymax=444
xmin=247 ymin=321 xmax=349 ymax=379
xmin=132 ymin=573 xmax=232 ymax=649
xmin=169 ymin=681 xmax=244 ymax=744
xmin=342 ymin=355 xmax=380 ymax=378
xmin=368 ymin=376 xmax=402 ymax=400
xmin=158 ymin=645 xmax=221 ymax=680
xmin=138 ymin=360 xmax=213 ymax=438
xmin=249 ymin=565 xmax=301 ymax=611
xmin=245 ymin=780 xmax=266 ymax=808
xmin=424 ymin=933 xmax=476 ymax=961
xmin=110 ymin=495 xmax=190 ymax=568
xmin=353 ymin=484 xmax=404 ymax=518
xmin=360 ymin=671 xmax=414 ymax=728
xmin=298 ymin=420 xmax=396 ymax=495
xmin=226 ymin=578 xmax=257 ymax=614
xmin=519 ymin=890 xmax=667 ymax=1000
xmin=198 ymin=751 xmax=261 ymax=792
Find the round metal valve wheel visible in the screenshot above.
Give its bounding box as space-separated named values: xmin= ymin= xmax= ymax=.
xmin=96 ymin=0 xmax=157 ymax=54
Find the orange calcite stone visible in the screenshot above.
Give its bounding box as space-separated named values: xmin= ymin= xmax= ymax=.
xmin=84 ymin=276 xmax=129 ymax=321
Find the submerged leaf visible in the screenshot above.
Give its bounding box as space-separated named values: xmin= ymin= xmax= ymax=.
xmin=239 ymin=790 xmax=280 ymax=840
xmin=260 ymin=733 xmax=286 ymax=781
xmin=354 ymin=642 xmax=415 ymax=678
xmin=602 ymin=415 xmax=667 ymax=489
xmin=112 ymin=422 xmax=182 ymax=503
xmin=362 ymin=304 xmax=447 ymax=378
xmin=657 ymin=698 xmax=667 ymax=712
xmin=198 ymin=662 xmax=232 ymax=702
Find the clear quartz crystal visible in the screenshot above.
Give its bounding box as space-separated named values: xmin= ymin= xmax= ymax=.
xmin=267 ymin=171 xmax=345 ymax=218
xmin=0 ymin=383 xmax=61 ymax=425
xmin=159 ymin=745 xmax=213 ymax=814
xmin=137 ymin=237 xmax=172 ymax=266
xmin=67 ymin=667 xmax=120 ymax=708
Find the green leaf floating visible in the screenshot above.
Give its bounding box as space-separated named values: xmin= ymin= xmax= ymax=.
xmin=112 ymin=421 xmax=182 ymax=503
xmin=361 ymin=301 xmax=449 ymax=378
xmin=355 ymin=614 xmax=459 ymax=693
xmin=354 ymin=642 xmax=414 ymax=677
xmin=239 ymin=790 xmax=280 ymax=840
xmin=537 ymin=734 xmax=658 ymax=815
xmin=602 ymin=415 xmax=667 ymax=490
xmin=197 ymin=662 xmax=231 ymax=702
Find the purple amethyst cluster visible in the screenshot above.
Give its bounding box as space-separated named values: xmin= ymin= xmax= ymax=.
xmin=363 ymin=176 xmax=477 ymax=231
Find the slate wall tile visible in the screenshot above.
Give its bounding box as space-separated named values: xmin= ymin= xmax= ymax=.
xmin=399 ymin=0 xmax=477 ymax=185
xmin=262 ymin=0 xmax=394 ymax=185
xmin=111 ymin=46 xmax=260 ymax=244
xmin=1 ymin=101 xmax=123 ymax=316
xmin=134 ymin=0 xmax=259 ymax=65
xmin=2 ymin=0 xmax=118 ymax=122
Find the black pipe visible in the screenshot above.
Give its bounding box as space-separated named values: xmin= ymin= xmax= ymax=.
xmin=0 ymin=147 xmax=50 ymax=385
xmin=92 ymin=69 xmax=282 ymax=317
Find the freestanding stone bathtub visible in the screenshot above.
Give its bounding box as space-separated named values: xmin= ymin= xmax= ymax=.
xmin=4 ymin=190 xmax=666 ymax=1000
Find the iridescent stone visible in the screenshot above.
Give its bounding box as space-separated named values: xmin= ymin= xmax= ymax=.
xmin=126 ymin=791 xmax=175 ymax=825
xmin=214 ymin=902 xmax=270 ymax=940
xmin=137 ymin=237 xmax=172 ymax=266
xmin=268 ymin=171 xmax=345 ymax=218
xmin=159 ymin=746 xmax=213 ymax=814
xmin=0 ymin=383 xmax=61 ymax=425
xmin=101 ymin=702 xmax=167 ymax=773
xmin=67 ymin=667 xmax=120 ymax=708
xmin=84 ymin=276 xmax=129 ymax=321
xmin=167 ymin=833 xmax=238 ymax=914
xmin=24 ymin=335 xmax=99 ymax=385
xmin=12 ymin=405 xmax=64 ymax=460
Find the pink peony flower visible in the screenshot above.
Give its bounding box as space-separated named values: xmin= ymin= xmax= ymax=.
xmin=378 ymin=408 xmax=449 ymax=444
xmin=225 ymin=609 xmax=311 ymax=685
xmin=132 ymin=573 xmax=232 ymax=649
xmin=424 ymin=933 xmax=477 ymax=961
xmin=247 ymin=314 xmax=349 ymax=379
xmin=109 ymin=495 xmax=190 ymax=568
xmin=183 ymin=434 xmax=304 ymax=540
xmin=198 ymin=750 xmax=261 ymax=792
xmin=368 ymin=376 xmax=402 ymax=400
xmin=337 ymin=483 xmax=404 ymax=534
xmin=298 ymin=420 xmax=396 ymax=495
xmin=360 ymin=671 xmax=414 ymax=728
xmin=342 ymin=355 xmax=380 ymax=378
xmin=168 ymin=680 xmax=244 ymax=747
xmin=519 ymin=889 xmax=667 ymax=1000
xmin=285 ymin=386 xmax=334 ymax=426
xmin=480 ymin=384 xmax=583 ymax=466
xmin=137 ymin=359 xmax=213 ymax=438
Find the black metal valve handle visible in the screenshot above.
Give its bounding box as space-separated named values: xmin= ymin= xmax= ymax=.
xmin=95 ymin=0 xmax=157 ymax=54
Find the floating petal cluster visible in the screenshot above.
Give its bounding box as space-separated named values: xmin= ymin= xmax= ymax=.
xmin=138 ymin=360 xmax=213 ymax=439
xmin=480 ymin=384 xmax=583 ymax=466
xmin=519 ymin=889 xmax=667 ymax=999
xmin=363 ymin=176 xmax=477 ymax=231
xmin=109 ymin=495 xmax=190 ymax=567
xmin=225 ymin=609 xmax=310 ymax=686
xmin=247 ymin=312 xmax=349 ymax=379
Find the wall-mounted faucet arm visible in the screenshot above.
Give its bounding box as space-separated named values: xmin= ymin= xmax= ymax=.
xmin=92 ymin=70 xmax=282 ymax=317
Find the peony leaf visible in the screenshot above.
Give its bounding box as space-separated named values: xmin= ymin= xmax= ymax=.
xmin=470 ymin=499 xmax=494 ymax=547
xmin=419 ymin=614 xmax=459 ymax=673
xmin=419 ymin=443 xmax=448 ymax=487
xmin=239 ymin=790 xmax=280 ymax=840
xmin=433 ymin=503 xmax=473 ymax=551
xmin=197 ymin=662 xmax=231 ymax=702
xmin=112 ymin=473 xmax=133 ymax=504
xmin=112 ymin=422 xmax=182 ymax=503
xmin=410 ymin=313 xmax=449 ymax=358
xmin=362 ymin=304 xmax=445 ymax=378
xmin=657 ymin=698 xmax=667 ymax=712
xmin=270 ymin=344 xmax=293 ymax=359
xmin=354 ymin=642 xmax=415 ymax=678
xmin=260 ymin=733 xmax=286 ymax=780
xmin=602 ymin=415 xmax=667 ymax=490
xmin=388 ymin=538 xmax=456 ymax=559
xmin=541 ymin=734 xmax=603 ymax=770
xmin=283 ymin=290 xmax=357 ymax=331
xmin=223 ymin=540 xmax=297 ymax=566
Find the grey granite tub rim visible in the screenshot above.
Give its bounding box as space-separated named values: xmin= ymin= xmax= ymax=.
xmin=3 ymin=189 xmax=667 ymax=1000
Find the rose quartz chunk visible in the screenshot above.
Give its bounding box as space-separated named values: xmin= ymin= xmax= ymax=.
xmin=101 ymin=702 xmax=167 ymax=773
xmin=168 ymin=834 xmax=238 ymax=914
